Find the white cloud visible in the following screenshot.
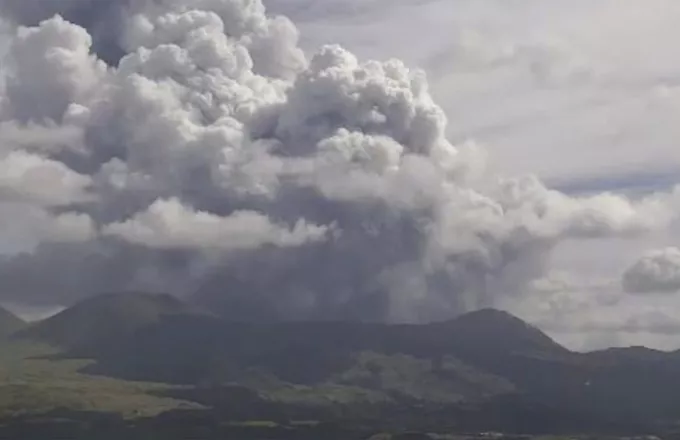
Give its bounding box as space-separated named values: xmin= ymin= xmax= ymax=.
xmin=623 ymin=247 xmax=680 ymax=294
xmin=0 ymin=0 xmax=679 ymax=329
xmin=5 ymin=14 xmax=107 ymax=122
xmin=498 ymin=270 xmax=680 ymax=351
xmin=103 ymin=197 xmax=330 ymax=251
xmin=0 ymin=151 xmax=92 ymax=206
xmin=0 ymin=120 xmax=84 ymax=153
xmin=0 ymin=203 xmax=95 ymax=253
xmin=281 ymin=0 xmax=680 ymax=187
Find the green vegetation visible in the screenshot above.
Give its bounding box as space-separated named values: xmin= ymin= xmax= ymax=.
xmin=0 ymin=340 xmax=200 ymax=418
xmin=333 ymin=352 xmax=515 ymax=403
xmin=261 ymin=380 xmax=390 ymax=406
xmin=225 ymin=420 xmax=280 ymax=428
xmin=1 ymin=293 xmax=677 ymax=438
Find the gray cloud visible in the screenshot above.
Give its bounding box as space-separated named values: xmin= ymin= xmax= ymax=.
xmin=0 ymin=302 xmax=65 ymax=322
xmin=0 ymin=0 xmax=677 ymax=322
xmin=619 ymin=310 xmax=680 ymax=335
xmin=497 ymin=270 xmax=680 ymax=351
xmin=623 ymin=247 xmax=680 ymax=294
xmin=5 ymin=14 xmax=108 ymax=123
xmin=0 ymin=203 xmax=95 ymax=250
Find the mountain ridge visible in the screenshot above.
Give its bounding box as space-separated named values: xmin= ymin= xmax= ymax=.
xmin=0 ymin=306 xmax=26 ymax=337
xmin=14 ymin=292 xmax=680 ymax=431
xmin=16 ymin=292 xmax=212 ymax=351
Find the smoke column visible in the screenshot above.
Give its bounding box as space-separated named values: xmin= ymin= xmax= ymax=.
xmin=0 ymin=0 xmax=674 ymax=322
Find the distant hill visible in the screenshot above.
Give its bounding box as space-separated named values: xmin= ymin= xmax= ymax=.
xmin=0 ymin=306 xmax=25 ymax=338
xmin=16 ymin=298 xmax=561 ymax=403
xmin=16 ymin=294 xmax=680 ymax=432
xmin=437 ymin=308 xmax=567 ymax=354
xmin=17 ymin=292 xmax=210 ymax=352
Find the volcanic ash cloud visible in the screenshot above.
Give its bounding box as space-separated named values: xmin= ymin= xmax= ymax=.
xmin=0 ymin=0 xmax=674 ymax=322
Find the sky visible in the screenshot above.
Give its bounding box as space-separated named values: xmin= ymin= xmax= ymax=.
xmin=268 ymin=0 xmax=680 ymax=189
xmin=258 ymin=0 xmax=680 ymax=350
xmin=0 ymin=0 xmax=679 ymax=351
xmin=268 ymin=0 xmax=680 ymax=350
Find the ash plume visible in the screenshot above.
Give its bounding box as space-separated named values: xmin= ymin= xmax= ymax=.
xmin=0 ymin=0 xmax=675 ymax=322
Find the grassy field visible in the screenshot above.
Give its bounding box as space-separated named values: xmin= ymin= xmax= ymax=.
xmin=0 ymin=340 xmax=201 ymax=418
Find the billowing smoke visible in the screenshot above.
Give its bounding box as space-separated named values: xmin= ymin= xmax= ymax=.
xmin=0 ymin=0 xmax=676 ymax=322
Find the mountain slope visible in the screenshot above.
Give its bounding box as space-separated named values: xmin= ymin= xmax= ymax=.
xmin=440 ymin=308 xmax=567 ymax=355
xmin=59 ymin=306 xmax=567 ymax=403
xmin=17 ymin=292 xmax=210 ymax=351
xmin=77 ymin=313 xmax=522 ymax=405
xmin=18 ymin=297 xmax=680 ymax=429
xmin=0 ymin=306 xmax=25 ymax=338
